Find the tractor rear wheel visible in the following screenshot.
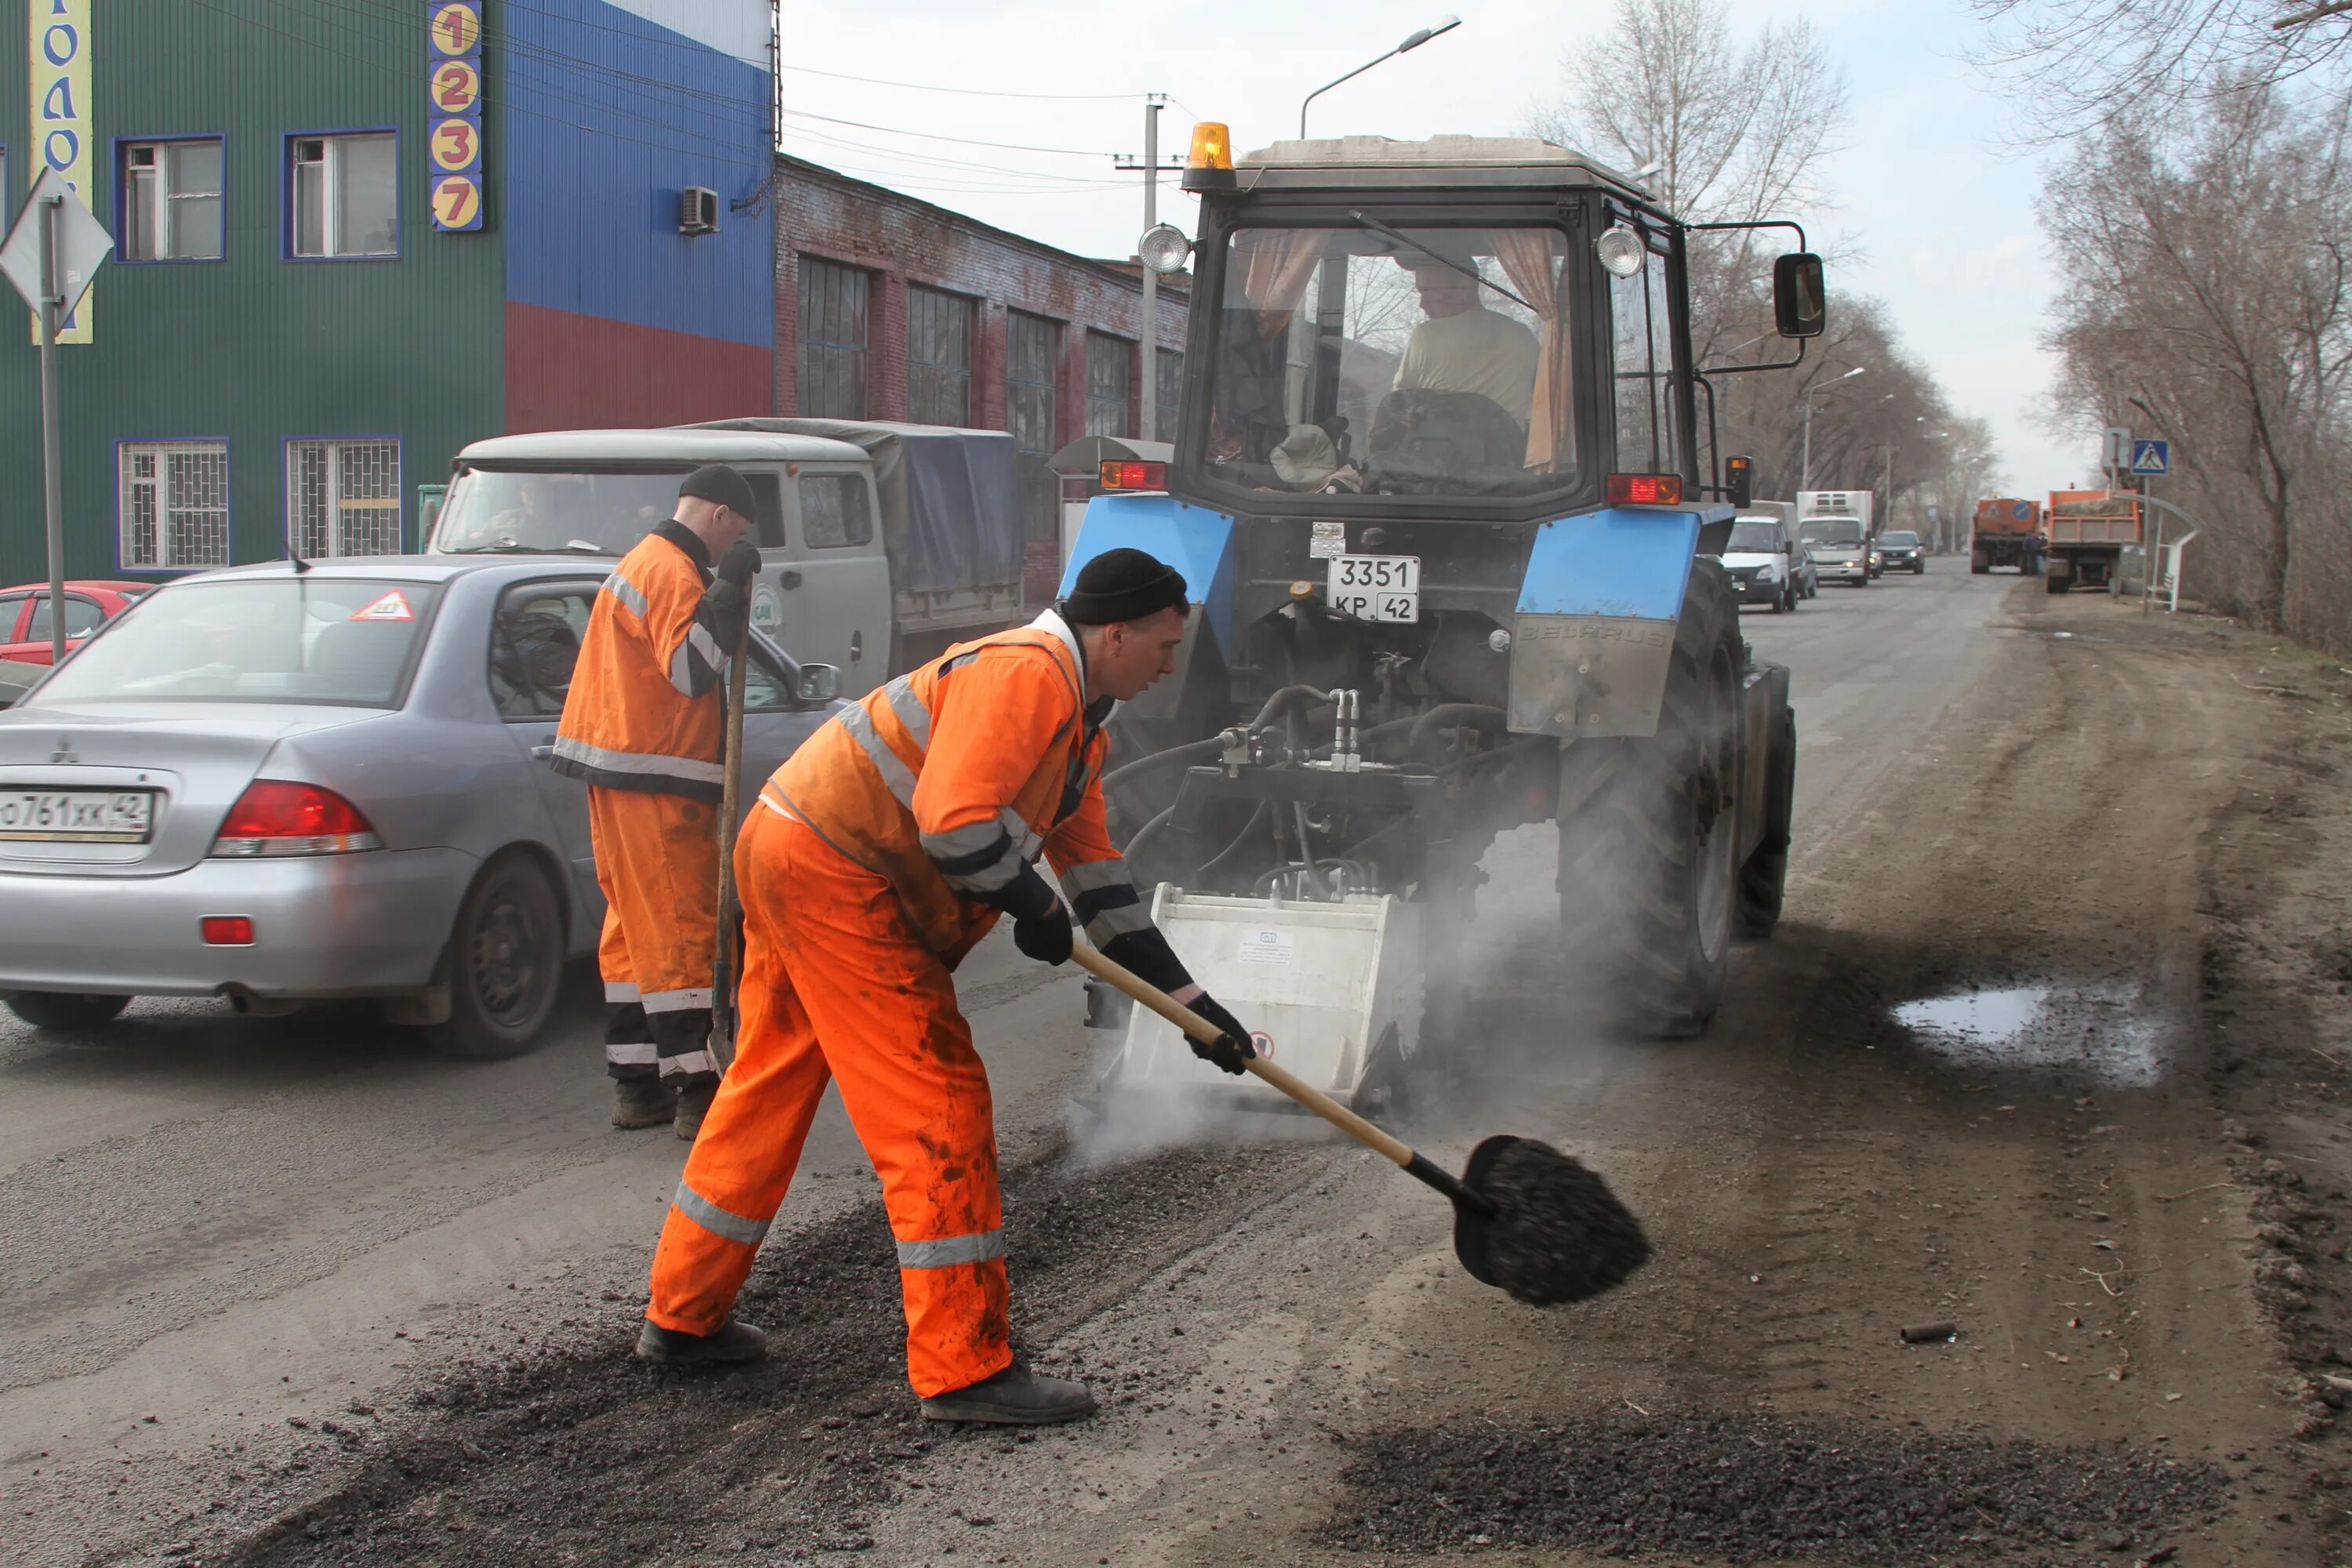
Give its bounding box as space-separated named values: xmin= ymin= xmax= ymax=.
xmin=1555 ymin=560 xmax=1742 ymax=1036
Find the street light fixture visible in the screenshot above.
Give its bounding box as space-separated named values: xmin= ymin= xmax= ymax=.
xmin=1798 ymin=366 xmax=1864 ymax=489
xmin=1300 ymin=16 xmax=1462 ymax=138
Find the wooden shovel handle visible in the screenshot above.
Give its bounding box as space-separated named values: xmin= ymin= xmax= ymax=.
xmin=1069 ymin=943 xmax=1416 ymax=1170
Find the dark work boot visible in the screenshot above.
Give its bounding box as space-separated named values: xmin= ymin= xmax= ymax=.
xmin=673 ymin=1077 xmax=719 ymax=1140
xmin=920 ymin=1361 xmax=1096 ymax=1425
xmin=611 ymin=1076 xmax=675 ymax=1130
xmin=634 ymin=1317 xmax=768 ymax=1368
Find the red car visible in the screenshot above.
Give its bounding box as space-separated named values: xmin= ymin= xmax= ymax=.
xmin=0 ymin=581 xmax=155 ymax=665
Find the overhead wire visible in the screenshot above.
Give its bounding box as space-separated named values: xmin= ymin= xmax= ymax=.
xmin=775 ymin=62 xmax=1144 ymax=101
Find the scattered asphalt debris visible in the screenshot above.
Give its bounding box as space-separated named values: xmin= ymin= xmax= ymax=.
xmin=1323 ymin=1411 xmax=2227 ymax=1563
xmin=216 ymin=1136 xmax=1328 ymax=1567
xmin=1473 ymin=1137 xmax=1653 ymax=1307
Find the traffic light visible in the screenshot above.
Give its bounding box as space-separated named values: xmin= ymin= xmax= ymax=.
xmin=1725 ymin=455 xmax=1755 ymax=509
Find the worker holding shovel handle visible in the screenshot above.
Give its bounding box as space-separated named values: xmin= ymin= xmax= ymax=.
xmin=637 ymin=549 xmax=1254 ymax=1426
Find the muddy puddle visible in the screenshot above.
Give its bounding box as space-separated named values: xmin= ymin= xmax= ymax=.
xmin=1893 ymin=982 xmax=2165 ymax=1086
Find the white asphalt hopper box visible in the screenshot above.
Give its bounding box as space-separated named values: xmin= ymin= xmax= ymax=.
xmin=1115 ymin=887 xmax=1423 ymax=1105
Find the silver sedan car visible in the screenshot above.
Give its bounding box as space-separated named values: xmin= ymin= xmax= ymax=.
xmin=0 ymin=557 xmax=840 ymax=1055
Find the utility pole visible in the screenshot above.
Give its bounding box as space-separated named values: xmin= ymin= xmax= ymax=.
xmin=38 ymin=196 xmax=67 ymax=663
xmin=1116 ymin=96 xmax=1181 ymax=445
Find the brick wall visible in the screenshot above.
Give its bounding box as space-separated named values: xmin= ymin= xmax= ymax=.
xmin=771 ymin=156 xmax=1189 ymax=441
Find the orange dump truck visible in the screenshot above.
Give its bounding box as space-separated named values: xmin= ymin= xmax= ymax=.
xmin=1970 ymin=498 xmax=2044 ymax=575
xmin=2045 ymin=489 xmax=2143 ymax=595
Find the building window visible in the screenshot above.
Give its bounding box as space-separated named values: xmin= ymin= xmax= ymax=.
xmin=288 ymin=439 xmax=403 ymax=557
xmin=1155 ymin=348 xmax=1184 ymax=444
xmin=289 ymin=132 xmax=397 ymax=259
xmin=1007 ymin=312 xmax=1062 ymax=544
xmin=119 ymin=442 xmax=230 ymax=569
xmin=906 ymin=285 xmax=974 ymax=426
xmin=797 ymin=256 xmax=869 ymax=418
xmin=1086 ymin=332 xmax=1133 ymax=439
xmin=122 ymin=140 xmax=224 ymax=261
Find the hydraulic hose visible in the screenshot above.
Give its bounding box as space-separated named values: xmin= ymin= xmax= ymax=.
xmin=1101 ymin=735 xmax=1227 ymax=794
xmin=1407 ymin=703 xmax=1508 ymax=762
xmin=1121 ymin=804 xmax=1178 ymax=866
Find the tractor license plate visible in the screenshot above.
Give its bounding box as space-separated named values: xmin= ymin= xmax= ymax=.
xmin=1327 ymin=554 xmax=1420 ymax=623
xmin=0 ymin=789 xmax=154 ymax=843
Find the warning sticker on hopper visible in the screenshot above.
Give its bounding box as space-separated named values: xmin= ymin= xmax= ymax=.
xmin=1238 ymin=927 xmax=1295 ymax=965
xmin=349 ymin=590 xmax=415 ymax=622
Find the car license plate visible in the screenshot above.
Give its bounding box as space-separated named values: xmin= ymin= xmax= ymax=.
xmin=0 ymin=789 xmax=154 ymax=843
xmin=1327 ymin=554 xmax=1420 ymax=623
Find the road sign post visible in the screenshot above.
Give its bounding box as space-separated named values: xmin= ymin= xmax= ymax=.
xmin=0 ymin=169 xmax=114 ymax=662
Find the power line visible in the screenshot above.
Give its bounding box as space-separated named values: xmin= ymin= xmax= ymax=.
xmin=779 ymin=128 xmax=1132 ymax=187
xmin=776 ymin=60 xmax=1143 ymax=101
xmin=779 ymin=107 xmax=1116 ymax=159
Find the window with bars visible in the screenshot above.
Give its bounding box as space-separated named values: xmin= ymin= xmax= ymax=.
xmin=123 ymin=140 xmax=224 ymax=261
xmin=1007 ymin=312 xmax=1062 ymax=544
xmin=797 ymin=256 xmax=869 ymax=418
xmin=287 ymin=439 xmax=404 ymax=558
xmin=1086 ymin=332 xmax=1133 ymax=439
xmin=1155 ymin=348 xmax=1184 ymax=444
xmin=906 ymin=285 xmax=974 ymax=426
xmin=289 ymin=132 xmax=397 ymax=259
xmin=118 ymin=442 xmax=230 ymax=569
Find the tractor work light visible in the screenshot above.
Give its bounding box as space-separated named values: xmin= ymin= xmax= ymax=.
xmin=1607 ymin=473 xmax=1684 ymax=506
xmin=1596 ymin=224 xmax=1646 ymax=278
xmin=1138 ymin=222 xmax=1192 ymax=275
xmin=1099 ymin=460 xmax=1167 ymax=491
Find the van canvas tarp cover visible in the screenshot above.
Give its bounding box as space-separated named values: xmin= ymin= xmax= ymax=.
xmin=695 ymin=419 xmax=1023 ymax=598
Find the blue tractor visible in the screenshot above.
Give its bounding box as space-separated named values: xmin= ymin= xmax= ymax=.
xmin=1070 ymin=132 xmax=1820 ymax=1106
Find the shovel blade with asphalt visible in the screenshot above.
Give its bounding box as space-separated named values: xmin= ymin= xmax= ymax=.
xmin=1070 ymin=945 xmax=1652 ymax=1308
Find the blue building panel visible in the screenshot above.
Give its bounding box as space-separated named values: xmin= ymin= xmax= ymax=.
xmin=502 ymin=0 xmax=773 ymax=350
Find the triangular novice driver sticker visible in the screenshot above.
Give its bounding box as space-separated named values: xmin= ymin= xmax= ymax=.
xmin=350 ymin=590 xmax=415 ymax=622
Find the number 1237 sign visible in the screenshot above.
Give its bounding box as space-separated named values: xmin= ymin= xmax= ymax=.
xmin=427 ymin=2 xmax=484 ymax=231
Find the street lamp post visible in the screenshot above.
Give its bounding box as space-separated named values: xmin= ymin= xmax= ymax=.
xmin=1799 ymin=366 xmax=1864 ymax=490
xmin=1300 ymin=16 xmax=1461 ymax=137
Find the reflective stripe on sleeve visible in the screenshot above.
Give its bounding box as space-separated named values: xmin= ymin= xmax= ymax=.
xmin=838 ymin=704 xmax=918 ymax=808
xmin=920 ymin=820 xmax=1022 ymax=895
xmin=659 ymin=1049 xmax=717 ymax=1077
xmin=668 ymin=622 xmax=727 ymax=697
xmin=1058 ymin=858 xmax=1132 ymax=895
xmin=641 ymin=987 xmax=714 ymax=1013
xmin=996 ymin=806 xmax=1044 ymax=863
xmin=550 ymin=735 xmax=725 ymax=787
xmin=604 ymin=1040 xmax=658 ymax=1065
xmin=895 ymin=1229 xmax=1005 ymax=1269
xmin=603 ymin=571 xmax=650 ymax=619
xmin=1083 ymin=899 xmax=1154 ymax=945
xmin=882 ymin=674 xmax=933 ymax=750
xmin=673 ymin=1180 xmax=769 ymax=1247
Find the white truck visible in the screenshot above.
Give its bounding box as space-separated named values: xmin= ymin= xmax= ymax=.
xmin=1796 ymin=490 xmax=1876 ymax=586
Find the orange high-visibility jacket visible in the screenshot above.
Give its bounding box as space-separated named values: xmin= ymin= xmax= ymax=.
xmin=761 ymin=611 xmax=1163 ymax=966
xmin=552 ymin=525 xmax=729 ymax=802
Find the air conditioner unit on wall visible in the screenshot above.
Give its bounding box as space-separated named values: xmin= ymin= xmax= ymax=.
xmin=680 ymin=187 xmax=719 ymax=236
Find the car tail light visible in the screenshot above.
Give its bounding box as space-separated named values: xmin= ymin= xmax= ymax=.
xmin=209 ymin=781 xmax=383 ymax=857
xmin=1098 ymin=459 xmax=1167 ymax=491
xmin=201 ymin=916 xmax=256 ymax=946
xmin=1607 ymin=473 xmax=1684 ymax=506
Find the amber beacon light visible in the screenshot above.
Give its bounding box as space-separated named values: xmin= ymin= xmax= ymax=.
xmin=1183 ymin=122 xmax=1236 ymax=191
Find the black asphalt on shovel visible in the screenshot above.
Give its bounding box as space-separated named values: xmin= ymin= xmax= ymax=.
xmin=1070 ymin=945 xmax=1653 ymax=1308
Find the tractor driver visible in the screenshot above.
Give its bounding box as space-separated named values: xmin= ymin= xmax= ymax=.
xmin=1391 ymin=260 xmax=1540 ymax=429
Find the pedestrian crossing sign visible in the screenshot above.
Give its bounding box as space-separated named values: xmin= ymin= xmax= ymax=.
xmin=2130 ymin=439 xmax=2169 ymax=475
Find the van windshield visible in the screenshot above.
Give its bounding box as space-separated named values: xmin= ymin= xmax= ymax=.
xmin=1726 ymin=521 xmax=1779 ymax=553
xmin=433 ymin=467 xmax=695 ymax=556
xmin=1799 ymin=519 xmax=1864 ymax=546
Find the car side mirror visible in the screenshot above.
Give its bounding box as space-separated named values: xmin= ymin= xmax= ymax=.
xmin=795 ymin=663 xmax=842 ymax=704
xmin=1773 ymin=252 xmax=1826 ymax=339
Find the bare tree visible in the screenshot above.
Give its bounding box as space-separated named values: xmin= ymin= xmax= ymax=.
xmin=1971 ymin=0 xmax=2352 ymax=138
xmin=2042 ymin=78 xmax=2352 ymax=637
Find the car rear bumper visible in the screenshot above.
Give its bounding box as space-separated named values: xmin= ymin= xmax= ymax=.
xmin=0 ymin=848 xmax=474 ymax=998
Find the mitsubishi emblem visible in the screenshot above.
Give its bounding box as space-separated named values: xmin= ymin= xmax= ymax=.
xmin=50 ymin=736 xmax=77 ymax=764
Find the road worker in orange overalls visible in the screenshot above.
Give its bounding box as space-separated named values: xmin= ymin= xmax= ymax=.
xmin=551 ymin=464 xmax=761 ymax=1141
xmin=634 ymin=547 xmax=1255 ymax=1425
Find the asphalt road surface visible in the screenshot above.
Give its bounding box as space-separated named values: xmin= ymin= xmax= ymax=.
xmin=3 ymin=562 xmax=2314 ymax=1566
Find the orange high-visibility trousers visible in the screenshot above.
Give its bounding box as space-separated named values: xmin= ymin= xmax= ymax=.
xmin=587 ymin=785 xmax=719 ymax=1083
xmin=646 ymin=803 xmax=1010 ymax=1397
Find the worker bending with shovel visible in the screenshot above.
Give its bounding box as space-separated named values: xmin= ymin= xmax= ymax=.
xmin=637 ymin=547 xmax=1254 ymax=1425
xmin=550 ymin=464 xmax=760 ymax=1140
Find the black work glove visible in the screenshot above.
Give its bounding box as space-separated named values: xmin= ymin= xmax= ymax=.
xmin=1184 ymin=991 xmax=1256 ymax=1076
xmin=1011 ymin=902 xmax=1073 ymax=966
xmin=717 ymin=537 xmax=762 ymax=588
xmin=702 ymin=579 xmax=750 ymax=658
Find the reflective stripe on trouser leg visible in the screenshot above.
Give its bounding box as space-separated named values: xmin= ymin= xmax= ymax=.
xmin=647 ymin=807 xmax=837 ymax=1337
xmin=586 ymin=782 xmax=718 ymax=1079
xmin=651 ymin=1007 xmax=717 ymax=1086
xmin=597 ymin=887 xmax=659 ymax=1080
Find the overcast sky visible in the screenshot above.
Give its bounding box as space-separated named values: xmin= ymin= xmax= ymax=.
xmin=775 ymin=0 xmax=2096 ymax=492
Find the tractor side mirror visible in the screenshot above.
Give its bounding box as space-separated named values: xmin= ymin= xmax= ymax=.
xmin=1773 ymin=253 xmax=1826 ymax=339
